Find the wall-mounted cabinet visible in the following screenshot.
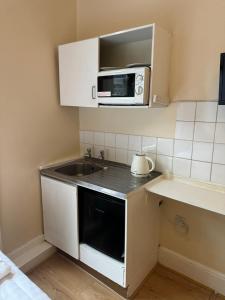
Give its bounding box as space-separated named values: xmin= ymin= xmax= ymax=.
xmin=58 ymin=23 xmax=171 ymax=108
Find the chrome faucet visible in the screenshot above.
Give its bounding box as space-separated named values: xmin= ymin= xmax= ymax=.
xmin=84 ymin=147 xmax=92 ymax=158
xmin=99 ymin=150 xmax=105 ymax=160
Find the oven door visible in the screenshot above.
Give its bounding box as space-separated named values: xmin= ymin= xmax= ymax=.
xmin=78 ymin=187 xmax=125 ymax=262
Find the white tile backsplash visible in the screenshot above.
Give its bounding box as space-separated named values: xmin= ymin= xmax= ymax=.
xmin=84 ymin=131 xmax=94 ymax=144
xmin=175 ymin=121 xmax=194 ymax=140
xmin=105 ymin=147 xmax=116 ymax=161
xmin=173 ymin=158 xmax=191 ymax=178
xmin=214 ymin=123 xmax=225 ymax=143
xmin=94 ymin=132 xmax=105 ymax=146
xmin=80 ymin=131 xmax=85 ymax=143
xmin=142 ymin=136 xmax=157 ymax=153
xmin=194 ymin=122 xmax=215 ymax=142
xmin=156 ymin=155 xmax=173 ymax=173
xmin=192 ymin=142 xmax=213 ymax=162
xmin=79 ymin=102 xmax=225 ymax=186
xmin=174 ymin=140 xmax=192 ymax=159
xmin=115 ymin=134 xmax=129 ymax=149
xmin=157 ymin=138 xmax=174 ymax=156
xmin=176 ymin=102 xmax=196 ymax=121
xmin=217 ymin=105 xmax=225 ymax=122
xmin=213 ymin=144 xmax=225 ymax=165
xmin=115 ymin=148 xmax=127 ymax=164
xmin=211 ymin=164 xmax=225 ymax=185
xmin=105 ymin=133 xmax=116 ymax=147
xmin=195 ymin=102 xmax=217 ymax=122
xmin=191 ymin=161 xmax=211 ymax=181
xmin=128 ymin=135 xmax=142 ymax=151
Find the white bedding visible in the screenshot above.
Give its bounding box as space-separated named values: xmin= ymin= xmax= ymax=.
xmin=0 ymin=251 xmax=50 ymax=300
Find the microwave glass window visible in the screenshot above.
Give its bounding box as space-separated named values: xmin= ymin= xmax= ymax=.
xmin=98 ymin=74 xmax=135 ymax=97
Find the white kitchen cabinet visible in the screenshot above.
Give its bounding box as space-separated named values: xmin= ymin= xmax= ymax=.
xmin=58 ymin=23 xmax=171 ymax=108
xmin=41 ymin=176 xmax=79 ymax=259
xmin=58 ymin=38 xmax=99 ymax=107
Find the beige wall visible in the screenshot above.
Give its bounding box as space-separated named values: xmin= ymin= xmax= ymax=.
xmin=77 ymin=0 xmax=225 ymax=273
xmin=0 ymin=0 xmax=79 ymax=253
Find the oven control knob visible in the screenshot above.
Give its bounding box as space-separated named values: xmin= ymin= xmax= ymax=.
xmin=136 ymin=86 xmax=143 ymax=95
xmin=136 ymin=74 xmax=143 ymax=83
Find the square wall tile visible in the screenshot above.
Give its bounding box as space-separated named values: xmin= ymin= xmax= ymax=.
xmin=174 ymin=140 xmax=192 ymax=159
xmin=80 ymin=131 xmax=85 ymax=143
xmin=84 ymin=131 xmax=94 ymax=144
xmin=116 ymin=134 xmax=129 ymax=149
xmin=211 ymin=164 xmax=225 ymax=185
xmin=115 ymin=148 xmax=127 ymax=164
xmin=195 ymin=102 xmax=217 ymax=122
xmin=156 ymin=155 xmax=173 ymax=173
xmin=191 ymin=161 xmax=211 ymax=181
xmin=194 ymin=122 xmax=215 ymax=142
xmin=128 ymin=135 xmax=142 ymax=151
xmin=192 ymin=142 xmax=213 ymax=162
xmin=80 ymin=143 xmax=85 ymax=156
xmin=105 ymin=147 xmax=116 ymax=162
xmin=94 ymin=132 xmax=104 ymax=146
xmin=105 ymin=133 xmax=116 ymax=147
xmin=173 ymin=158 xmax=191 ymax=178
xmin=176 ymin=102 xmax=196 ymax=121
xmin=213 ymin=144 xmax=225 ymax=164
xmin=215 ymin=123 xmax=225 ymax=143
xmin=157 ymin=138 xmax=174 ymax=156
xmin=175 ymin=121 xmax=194 ymax=140
xmin=217 ymin=105 xmax=225 ymax=122
xmin=142 ymin=136 xmax=157 ymax=153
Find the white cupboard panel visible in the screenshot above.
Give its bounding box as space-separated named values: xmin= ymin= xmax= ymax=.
xmin=41 ymin=176 xmax=79 ymax=259
xmin=58 ymin=38 xmax=99 ymax=107
xmin=80 ymin=243 xmax=125 ymax=287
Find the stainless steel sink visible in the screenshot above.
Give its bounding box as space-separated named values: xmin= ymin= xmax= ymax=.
xmin=54 ymin=162 xmax=102 ymax=177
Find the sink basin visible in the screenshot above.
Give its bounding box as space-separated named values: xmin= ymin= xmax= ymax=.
xmin=54 ymin=162 xmax=102 ymax=177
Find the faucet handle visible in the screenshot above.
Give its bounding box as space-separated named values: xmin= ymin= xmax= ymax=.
xmin=84 ymin=147 xmax=92 ymax=158
xmin=99 ymin=150 xmax=105 ymax=160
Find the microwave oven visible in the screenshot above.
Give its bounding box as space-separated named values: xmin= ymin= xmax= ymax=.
xmin=97 ymin=67 xmax=150 ymax=105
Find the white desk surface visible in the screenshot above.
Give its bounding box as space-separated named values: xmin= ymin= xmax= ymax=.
xmin=145 ymin=175 xmax=225 ymax=216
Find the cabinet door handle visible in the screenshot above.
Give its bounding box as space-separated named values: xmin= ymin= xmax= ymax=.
xmin=92 ymin=85 xmax=96 ymax=99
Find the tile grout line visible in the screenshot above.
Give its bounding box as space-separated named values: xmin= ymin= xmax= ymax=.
xmin=210 ymin=105 xmax=219 ymax=182
xmin=189 ymin=102 xmax=197 ymax=178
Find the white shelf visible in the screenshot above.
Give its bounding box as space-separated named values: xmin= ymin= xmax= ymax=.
xmin=145 ymin=175 xmax=225 ymax=216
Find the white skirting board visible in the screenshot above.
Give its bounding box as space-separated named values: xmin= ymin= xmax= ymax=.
xmin=158 ymin=246 xmax=225 ymax=296
xmin=7 ymin=235 xmax=55 ymax=273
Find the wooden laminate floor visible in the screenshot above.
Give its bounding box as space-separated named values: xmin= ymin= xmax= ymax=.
xmin=28 ymin=253 xmax=224 ymax=300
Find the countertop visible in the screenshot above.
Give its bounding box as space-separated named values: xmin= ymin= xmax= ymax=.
xmin=40 ymin=158 xmax=161 ymax=199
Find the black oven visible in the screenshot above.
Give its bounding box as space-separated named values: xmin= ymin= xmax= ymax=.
xmin=78 ymin=187 xmax=125 ymax=262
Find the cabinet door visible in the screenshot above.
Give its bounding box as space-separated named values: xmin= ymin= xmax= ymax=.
xmin=41 ymin=176 xmax=79 ymax=259
xmin=58 ymin=38 xmax=99 ymax=107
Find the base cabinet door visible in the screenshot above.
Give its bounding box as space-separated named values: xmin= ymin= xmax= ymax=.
xmin=41 ymin=176 xmax=79 ymax=259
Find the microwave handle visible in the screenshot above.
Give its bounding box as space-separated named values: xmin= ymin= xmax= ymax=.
xmin=92 ymin=85 xmax=96 ymax=99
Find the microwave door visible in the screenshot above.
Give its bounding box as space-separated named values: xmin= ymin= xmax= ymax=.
xmin=98 ymin=74 xmax=135 ymax=104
